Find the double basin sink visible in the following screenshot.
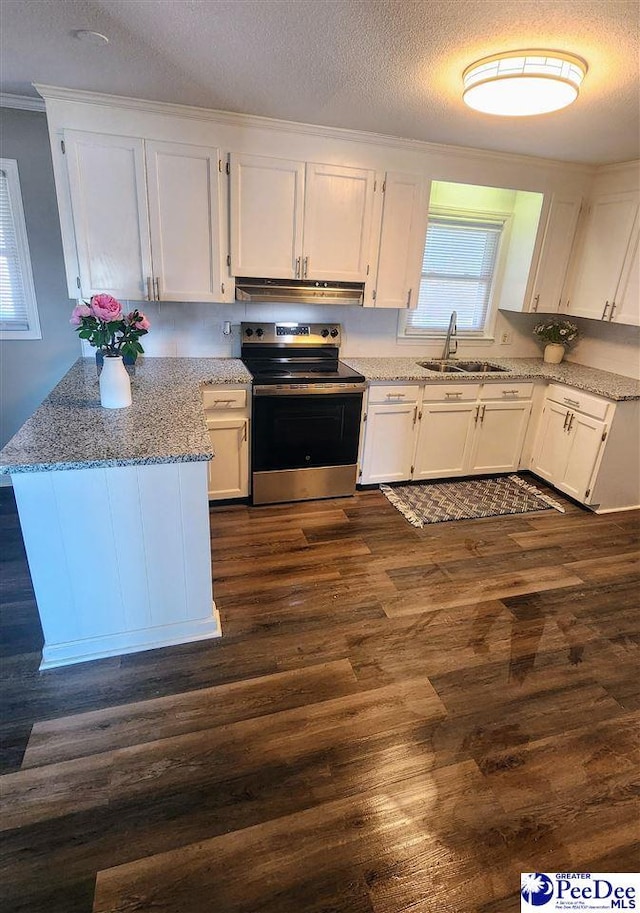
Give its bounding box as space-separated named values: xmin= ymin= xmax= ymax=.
xmin=418 ymin=360 xmax=509 ymax=374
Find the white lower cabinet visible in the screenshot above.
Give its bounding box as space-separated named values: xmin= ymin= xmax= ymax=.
xmin=413 ymin=402 xmax=476 ymax=479
xmin=202 ymin=387 xmax=250 ymax=500
xmin=360 ymin=382 xmax=532 ymax=485
xmin=360 ymin=401 xmax=418 ymax=483
xmin=468 ymin=401 xmax=532 ymax=474
xmin=531 ymin=387 xmax=609 ymax=504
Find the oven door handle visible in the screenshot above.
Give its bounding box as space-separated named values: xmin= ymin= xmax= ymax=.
xmin=253 ymin=383 xmax=366 ymax=396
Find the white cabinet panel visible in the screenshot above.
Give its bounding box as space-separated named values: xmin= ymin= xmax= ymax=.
xmin=371 ymin=172 xmax=430 ymax=309
xmin=560 ymin=412 xmax=607 ymax=502
xmin=529 ymin=192 xmax=582 ymax=313
xmin=468 ymin=401 xmax=531 ymax=474
xmin=303 ymin=163 xmax=375 ymax=281
xmin=360 ymin=402 xmax=416 ymax=484
xmin=230 ymin=153 xmax=304 ymax=279
xmin=611 ymin=223 xmax=640 ymax=326
xmin=531 ymin=401 xmax=573 ymax=485
xmin=207 ymin=417 xmax=249 ymax=500
xmin=65 ymin=131 xmax=152 ymax=300
xmin=568 ymin=191 xmax=639 ymax=320
xmin=146 ymin=141 xmax=222 ymax=302
xmin=413 ymin=402 xmax=476 ymax=480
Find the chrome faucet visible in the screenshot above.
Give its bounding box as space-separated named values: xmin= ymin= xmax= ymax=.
xmin=442 ymin=310 xmax=458 ymax=360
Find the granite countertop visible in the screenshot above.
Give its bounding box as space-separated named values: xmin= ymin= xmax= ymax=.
xmin=341 ymin=357 xmax=640 ymax=401
xmin=0 ymin=358 xmax=252 ymax=474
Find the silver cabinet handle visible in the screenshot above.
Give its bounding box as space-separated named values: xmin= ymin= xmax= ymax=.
xmin=480 ymin=404 xmax=486 ymax=424
xmin=610 ymin=302 xmax=617 ymax=320
xmin=445 ymin=391 xmax=462 ymax=398
xmin=563 ymin=398 xmax=580 ymax=408
xmin=154 ymin=277 xmax=160 ymax=300
xmin=474 ymin=404 xmax=480 ymax=423
xmin=303 ymin=256 xmax=308 ymax=278
xmin=386 ymin=392 xmax=406 ymax=398
xmin=532 ymin=294 xmax=540 ymax=312
xmin=567 ymin=412 xmax=575 ymax=433
xmin=295 ymin=257 xmax=301 ymax=279
xmin=406 ymin=288 xmax=412 ymax=307
xmin=602 ymin=301 xmax=609 ymax=320
xmin=413 ymin=406 xmax=417 ymax=424
xmin=146 ymin=276 xmax=153 ymax=301
xmin=502 ymin=389 xmax=520 ymax=396
xmin=563 ymin=410 xmax=570 ymax=430
xmin=243 ymin=423 xmax=247 ymax=442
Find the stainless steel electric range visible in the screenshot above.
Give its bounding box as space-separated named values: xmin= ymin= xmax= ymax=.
xmin=241 ymin=322 xmax=366 ymax=505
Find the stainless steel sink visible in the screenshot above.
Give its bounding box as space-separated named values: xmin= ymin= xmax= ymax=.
xmin=417 ymin=361 xmax=465 ymax=373
xmin=418 ymin=360 xmax=509 ymax=374
xmin=455 ymin=361 xmax=509 ymax=373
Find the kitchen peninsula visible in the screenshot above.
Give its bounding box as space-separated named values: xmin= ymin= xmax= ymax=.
xmin=0 ymin=357 xmax=250 ymax=669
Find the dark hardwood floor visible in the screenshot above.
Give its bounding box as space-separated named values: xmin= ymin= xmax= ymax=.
xmin=1 ymin=479 xmax=638 ymax=912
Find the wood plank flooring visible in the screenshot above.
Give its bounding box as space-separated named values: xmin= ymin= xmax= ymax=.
xmin=0 ymin=479 xmax=638 ymax=912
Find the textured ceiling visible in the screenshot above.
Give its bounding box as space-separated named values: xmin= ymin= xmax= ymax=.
xmin=1 ymin=0 xmax=638 ymax=164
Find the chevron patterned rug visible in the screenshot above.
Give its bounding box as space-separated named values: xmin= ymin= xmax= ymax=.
xmin=380 ymin=474 xmax=565 ymax=527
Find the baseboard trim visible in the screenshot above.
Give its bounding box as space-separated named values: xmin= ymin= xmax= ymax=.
xmin=39 ymin=603 xmax=221 ymax=670
xmin=593 ymin=504 xmax=640 ymax=515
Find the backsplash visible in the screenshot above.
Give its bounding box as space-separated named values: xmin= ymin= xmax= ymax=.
xmin=80 ymin=301 xmax=640 ymax=379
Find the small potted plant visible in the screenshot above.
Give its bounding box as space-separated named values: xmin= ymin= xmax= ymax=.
xmin=70 ymin=294 xmax=150 ymax=408
xmin=533 ymin=319 xmax=579 ymax=364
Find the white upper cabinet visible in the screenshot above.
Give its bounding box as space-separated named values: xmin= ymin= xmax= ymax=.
xmin=610 ymin=221 xmax=639 ymax=326
xmin=65 ymin=131 xmax=152 ymax=301
xmin=302 ymin=163 xmax=375 ymax=281
xmin=65 ymin=131 xmax=223 ymax=302
xmin=229 ymin=155 xmax=376 ymax=282
xmin=146 ymin=141 xmax=222 ymax=302
xmin=528 ymin=192 xmax=582 ymax=314
xmin=229 ymin=153 xmax=304 ymax=279
xmin=566 ymin=190 xmax=639 ymax=321
xmin=368 ymin=172 xmax=430 ymax=309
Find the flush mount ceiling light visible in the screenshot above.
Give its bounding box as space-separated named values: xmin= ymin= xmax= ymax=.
xmin=462 ymin=50 xmax=587 ymax=116
xmin=73 ymin=29 xmax=110 ymax=46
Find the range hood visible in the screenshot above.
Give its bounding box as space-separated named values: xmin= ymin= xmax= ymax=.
xmin=235 ymin=277 xmax=364 ymax=306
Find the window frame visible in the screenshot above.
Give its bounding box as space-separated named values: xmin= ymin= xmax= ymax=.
xmin=0 ymin=158 xmax=42 ymax=340
xmin=397 ymin=204 xmax=512 ymax=344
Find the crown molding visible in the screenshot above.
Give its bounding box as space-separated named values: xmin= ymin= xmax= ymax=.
xmin=33 ymin=84 xmax=595 ymax=175
xmin=0 ymin=93 xmax=46 ymax=112
xmin=596 ymin=159 xmax=640 ymax=174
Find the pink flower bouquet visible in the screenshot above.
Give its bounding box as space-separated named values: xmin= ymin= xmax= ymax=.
xmin=70 ymin=294 xmax=150 ymax=360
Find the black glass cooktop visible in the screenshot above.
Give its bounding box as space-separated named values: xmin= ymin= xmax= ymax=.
xmin=243 ymin=359 xmax=364 ymax=385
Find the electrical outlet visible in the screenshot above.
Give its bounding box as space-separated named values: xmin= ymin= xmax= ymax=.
xmin=500 ymin=331 xmax=512 ymax=345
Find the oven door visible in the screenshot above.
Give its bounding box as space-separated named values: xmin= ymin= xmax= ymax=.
xmin=252 ymin=387 xmax=364 ymax=504
xmin=252 ymin=389 xmax=363 ymax=473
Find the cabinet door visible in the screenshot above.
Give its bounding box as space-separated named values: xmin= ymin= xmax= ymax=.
xmin=412 ymin=402 xmax=476 ymax=480
xmin=469 ymin=401 xmax=532 ymax=474
xmin=370 ymin=173 xmax=430 ymax=309
xmin=65 ymin=131 xmax=152 ymax=300
xmin=611 ymin=223 xmax=640 ymax=326
xmin=206 ymin=417 xmax=249 ymax=500
xmin=531 ymin=401 xmax=573 ymax=484
xmin=529 ymin=192 xmax=582 ymax=313
xmin=568 ymin=191 xmax=639 ymax=320
xmin=230 ymin=153 xmax=304 ymax=279
xmin=303 ymin=163 xmax=375 ymax=281
xmin=560 ymin=413 xmax=606 ymax=502
xmin=360 ymin=403 xmax=416 ymax=484
xmin=146 ymin=142 xmax=222 ymax=302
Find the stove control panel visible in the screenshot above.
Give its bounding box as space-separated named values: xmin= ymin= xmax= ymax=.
xmin=241 ymin=323 xmax=342 ymax=346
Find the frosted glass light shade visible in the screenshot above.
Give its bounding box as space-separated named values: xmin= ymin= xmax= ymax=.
xmin=463 ymin=51 xmax=587 ymax=116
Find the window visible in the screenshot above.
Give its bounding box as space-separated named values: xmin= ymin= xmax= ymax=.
xmin=402 ymin=212 xmax=505 ymax=338
xmin=0 ymin=159 xmax=41 ymax=339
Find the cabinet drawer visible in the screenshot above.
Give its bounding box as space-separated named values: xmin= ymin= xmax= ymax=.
xmin=202 ymin=388 xmax=247 ymax=410
xmin=367 ymin=384 xmax=420 ymax=404
xmin=422 ymin=383 xmax=480 ymax=402
xmin=480 ymin=382 xmax=534 ymax=401
xmin=546 ymin=384 xmax=609 ymax=420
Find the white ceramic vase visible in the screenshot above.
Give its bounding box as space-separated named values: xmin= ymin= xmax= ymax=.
xmin=543 ymin=343 xmax=565 ymax=364
xmin=99 ymin=354 xmax=132 ymax=409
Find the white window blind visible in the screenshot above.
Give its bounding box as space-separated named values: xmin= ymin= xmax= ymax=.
xmin=405 ymin=215 xmax=503 ymax=335
xmin=0 ymin=159 xmax=41 ymax=339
